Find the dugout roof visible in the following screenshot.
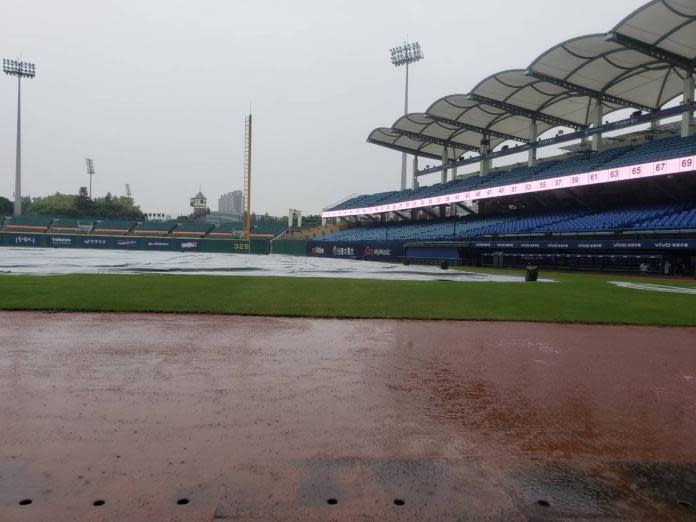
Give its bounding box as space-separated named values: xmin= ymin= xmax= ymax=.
xmin=368 ymin=0 xmax=696 ymax=161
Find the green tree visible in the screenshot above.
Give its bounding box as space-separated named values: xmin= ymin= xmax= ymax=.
xmin=24 ymin=191 xmax=144 ymax=220
xmin=75 ymin=187 xmax=92 ymax=215
xmin=0 ymin=196 xmax=12 ymax=216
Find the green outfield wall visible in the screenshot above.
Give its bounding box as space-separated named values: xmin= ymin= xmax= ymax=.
xmin=0 ymin=232 xmax=271 ymax=254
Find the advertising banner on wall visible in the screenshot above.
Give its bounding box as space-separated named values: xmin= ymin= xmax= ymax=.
xmin=3 ymin=233 xmax=44 ymax=247
xmin=79 ymin=237 xmax=109 ymax=248
xmin=177 ymin=239 xmax=201 ymax=251
xmin=306 ymin=241 xmax=405 ymax=261
xmin=470 ymin=239 xmax=696 ymax=251
xmin=47 ymin=236 xmax=76 ymax=248
xmin=112 ymin=238 xmax=140 ymax=249
xmin=143 ymin=239 xmax=174 ymax=250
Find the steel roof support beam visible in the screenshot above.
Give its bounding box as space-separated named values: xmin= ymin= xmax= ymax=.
xmin=425 ymin=115 xmax=526 ymax=143
xmin=366 ymin=138 xmax=443 ymax=161
xmin=683 ymin=74 xmax=695 ymax=137
xmin=468 ymin=93 xmax=586 ymax=130
xmin=391 ymin=129 xmax=480 ymax=153
xmin=527 ymin=70 xmax=654 ymax=112
xmin=607 ymin=32 xmax=694 ymax=72
xmin=412 ymin=156 xmax=420 ymax=190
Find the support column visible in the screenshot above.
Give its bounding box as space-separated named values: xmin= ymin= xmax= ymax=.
xmin=441 ymin=147 xmax=448 ymax=184
xmin=412 ymin=156 xmax=419 ymax=190
xmin=650 ymin=110 xmax=659 ymax=131
xmin=527 ymin=120 xmax=538 ymax=167
xmin=682 ymin=73 xmax=694 ymax=138
xmin=591 ymin=98 xmax=603 ymax=152
xmin=480 ymin=136 xmax=491 ymax=177
xmin=451 ymin=164 xmax=458 ymax=182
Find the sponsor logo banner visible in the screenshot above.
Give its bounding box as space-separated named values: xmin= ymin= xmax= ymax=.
xmin=307 ymin=241 xmax=404 ymax=260
xmin=14 ymin=235 xmax=38 ymax=246
xmin=81 ymin=238 xmax=108 ymax=247
xmin=471 ymin=239 xmax=696 ymax=251
xmin=146 ymin=240 xmax=171 ymax=249
xmin=49 ymin=236 xmax=72 ymax=246
xmin=115 ymin=239 xmax=138 ymax=248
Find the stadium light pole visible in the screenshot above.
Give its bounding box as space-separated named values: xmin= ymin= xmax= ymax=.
xmin=85 ymin=158 xmax=95 ymax=198
xmin=390 ymin=41 xmax=423 ymax=190
xmin=2 ymin=59 xmax=36 ymax=216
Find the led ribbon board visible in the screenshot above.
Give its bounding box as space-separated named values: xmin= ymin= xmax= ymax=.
xmin=322 ymin=155 xmax=696 ymax=218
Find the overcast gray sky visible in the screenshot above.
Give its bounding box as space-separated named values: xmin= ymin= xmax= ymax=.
xmin=1 ymin=0 xmax=648 ymax=217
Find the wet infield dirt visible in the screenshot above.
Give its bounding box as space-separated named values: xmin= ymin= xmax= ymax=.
xmin=0 ymin=312 xmax=695 ymax=521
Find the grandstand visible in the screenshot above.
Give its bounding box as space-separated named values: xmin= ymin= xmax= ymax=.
xmin=320 ymin=202 xmax=696 ymax=242
xmin=131 ymin=221 xmax=178 ymax=236
xmin=315 ymin=0 xmax=696 ymax=275
xmin=251 ymin=223 xmax=287 ymax=238
xmin=171 ymin=222 xmax=214 ymax=238
xmin=1 ymin=216 xmax=288 ymax=242
xmin=1 ymin=216 xmax=53 ymax=233
xmin=207 ymin=223 xmax=244 ymax=239
xmin=49 ymin=218 xmax=94 ymax=234
xmin=92 ymin=220 xmax=137 ymax=235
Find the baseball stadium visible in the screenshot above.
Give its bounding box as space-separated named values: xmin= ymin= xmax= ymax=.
xmin=1 ymin=1 xmax=696 ymax=521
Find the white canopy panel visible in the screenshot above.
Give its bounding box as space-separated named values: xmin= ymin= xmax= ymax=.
xmin=367 ymin=127 xmax=472 ymax=161
xmin=613 ymin=0 xmax=696 ymax=60
xmin=471 ymin=69 xmax=624 ymax=126
xmin=426 ymin=94 xmax=551 ymax=140
xmin=391 ymin=113 xmax=503 ymax=152
xmin=528 ymin=33 xmax=693 ymax=110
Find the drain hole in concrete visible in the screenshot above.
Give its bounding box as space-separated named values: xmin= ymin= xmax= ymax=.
xmin=537 ymin=500 xmax=550 ymax=507
xmin=394 ymin=499 xmax=405 ymax=506
xmin=19 ymin=499 xmax=32 ymax=506
xmin=177 ymin=498 xmax=190 ymax=505
xmin=93 ymin=500 xmax=105 ymax=507
xmin=327 ymin=498 xmax=338 ymax=505
xmin=678 ymin=500 xmax=692 ymax=508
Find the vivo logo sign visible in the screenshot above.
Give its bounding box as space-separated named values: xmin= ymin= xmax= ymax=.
xmin=321 ymin=155 xmax=696 ymax=218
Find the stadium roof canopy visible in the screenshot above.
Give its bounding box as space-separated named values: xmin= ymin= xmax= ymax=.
xmin=366 ymin=127 xmax=473 ymax=161
xmin=611 ymin=0 xmax=696 ymax=62
xmin=528 ymin=33 xmax=691 ymax=112
xmin=368 ymin=0 xmax=696 ymax=162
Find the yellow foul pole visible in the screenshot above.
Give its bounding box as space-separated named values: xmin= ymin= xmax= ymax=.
xmin=243 ymin=114 xmax=253 ymax=245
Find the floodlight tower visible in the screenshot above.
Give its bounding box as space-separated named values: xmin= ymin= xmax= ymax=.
xmin=390 ymin=42 xmax=423 ymax=190
xmin=3 ymin=59 xmax=36 ymax=216
xmin=85 ymin=158 xmax=95 ymax=198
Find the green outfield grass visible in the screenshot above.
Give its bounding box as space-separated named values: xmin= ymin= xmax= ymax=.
xmin=0 ymin=270 xmax=695 ymax=325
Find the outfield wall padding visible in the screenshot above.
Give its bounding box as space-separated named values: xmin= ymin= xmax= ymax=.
xmin=271 ymin=239 xmax=307 ymax=256
xmin=0 ymin=232 xmax=271 ymax=254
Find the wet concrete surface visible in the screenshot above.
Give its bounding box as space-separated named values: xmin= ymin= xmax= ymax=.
xmin=0 ymin=312 xmax=695 ymax=521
